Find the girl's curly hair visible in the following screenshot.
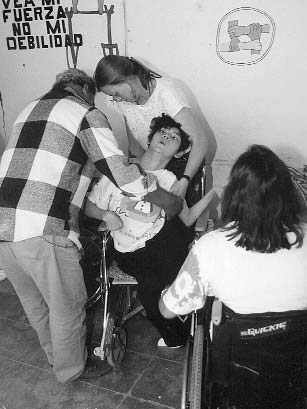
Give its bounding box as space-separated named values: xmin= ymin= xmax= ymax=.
xmin=148 ymin=113 xmax=190 ymax=153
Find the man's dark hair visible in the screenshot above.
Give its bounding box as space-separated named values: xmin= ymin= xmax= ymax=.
xmin=52 ymin=68 xmax=96 ymax=95
xmin=148 ymin=113 xmax=190 ymax=154
xmin=221 ymin=144 xmax=305 ymax=253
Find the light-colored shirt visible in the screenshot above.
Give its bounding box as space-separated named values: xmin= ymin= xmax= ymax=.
xmin=88 ymin=169 xmax=177 ymax=252
xmin=163 ymin=224 xmax=307 ymax=314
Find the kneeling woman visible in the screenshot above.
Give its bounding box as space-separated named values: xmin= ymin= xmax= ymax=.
xmin=159 ymin=145 xmax=307 ymax=316
xmin=85 ymin=114 xmax=219 ymax=348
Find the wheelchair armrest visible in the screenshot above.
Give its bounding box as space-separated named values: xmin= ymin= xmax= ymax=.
xmin=211 ymin=298 xmax=223 ymax=326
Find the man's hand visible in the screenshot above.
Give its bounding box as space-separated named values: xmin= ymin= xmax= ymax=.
xmin=144 ymin=185 xmax=183 ymax=219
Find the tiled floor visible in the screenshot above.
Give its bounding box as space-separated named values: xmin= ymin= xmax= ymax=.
xmin=0 ymin=278 xmax=185 ymax=409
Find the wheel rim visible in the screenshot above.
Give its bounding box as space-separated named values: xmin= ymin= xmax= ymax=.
xmin=107 ymin=327 xmax=127 ymax=366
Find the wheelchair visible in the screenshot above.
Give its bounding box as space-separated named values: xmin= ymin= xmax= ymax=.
xmin=182 ymin=298 xmax=307 ymax=409
xmin=79 ymin=162 xmax=208 ymax=369
xmin=181 ymin=164 xmax=307 ymax=409
xmin=79 ymin=222 xmax=144 ymax=367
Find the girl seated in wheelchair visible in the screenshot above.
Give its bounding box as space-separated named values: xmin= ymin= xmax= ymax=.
xmin=159 ymin=145 xmax=307 ymax=408
xmin=85 ymin=114 xmax=220 ymax=348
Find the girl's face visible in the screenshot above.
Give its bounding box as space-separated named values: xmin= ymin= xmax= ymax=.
xmin=150 ymin=127 xmax=182 ymax=158
xmin=101 ymin=82 xmax=136 ymax=103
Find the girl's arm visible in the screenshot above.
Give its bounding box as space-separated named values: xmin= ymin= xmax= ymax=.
xmin=171 ymin=107 xmax=208 ymax=197
xmin=178 ymin=187 xmax=221 ymax=227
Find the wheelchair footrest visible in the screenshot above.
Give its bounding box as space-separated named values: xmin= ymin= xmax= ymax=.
xmin=109 ymin=261 xmax=138 ymax=285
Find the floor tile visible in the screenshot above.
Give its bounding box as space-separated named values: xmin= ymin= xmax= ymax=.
xmin=56 ymin=382 xmax=124 ymax=409
xmin=0 ymin=361 xmax=65 ymax=409
xmin=0 ymin=317 xmax=41 ymax=362
xmin=0 ymin=279 xmax=185 ymax=409
xmin=0 ymin=356 xmax=23 ymax=395
xmin=118 ymin=396 xmax=175 ymax=409
xmin=0 ymin=277 xmax=16 ymax=294
xmin=126 ymin=313 xmax=186 ymax=363
xmin=76 ymin=350 xmax=152 ymax=394
xmin=131 ymin=357 xmax=183 ymax=408
xmin=0 ymin=291 xmax=25 ymax=321
xmin=126 ymin=315 xmax=160 ymax=356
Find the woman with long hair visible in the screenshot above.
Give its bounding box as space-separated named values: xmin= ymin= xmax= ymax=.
xmin=160 ymin=144 xmax=306 ymax=316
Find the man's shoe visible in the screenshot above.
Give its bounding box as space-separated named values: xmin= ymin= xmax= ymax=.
xmin=78 ymin=358 xmax=111 ymax=380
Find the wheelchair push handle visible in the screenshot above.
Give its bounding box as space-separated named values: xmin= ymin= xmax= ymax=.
xmin=211 ymin=298 xmax=223 ymax=326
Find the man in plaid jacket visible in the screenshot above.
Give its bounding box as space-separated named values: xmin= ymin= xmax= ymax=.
xmin=0 ymin=68 xmax=182 ymax=383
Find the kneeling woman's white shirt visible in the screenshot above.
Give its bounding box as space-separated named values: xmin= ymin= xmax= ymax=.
xmin=163 ymin=224 xmax=307 ymax=315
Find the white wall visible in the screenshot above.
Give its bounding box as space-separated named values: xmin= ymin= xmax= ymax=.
xmin=1 ymin=0 xmax=306 ymax=188
xmin=124 ymin=0 xmax=307 ymax=186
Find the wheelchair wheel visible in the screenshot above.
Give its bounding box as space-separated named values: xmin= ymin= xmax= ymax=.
xmin=189 ymin=324 xmax=205 ymax=409
xmin=182 ymin=324 xmax=205 ymax=409
xmin=181 ymin=335 xmax=193 ymax=409
xmin=107 ymin=327 xmax=127 ymax=366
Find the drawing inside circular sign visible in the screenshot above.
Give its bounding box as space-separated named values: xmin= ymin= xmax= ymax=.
xmin=216 ymin=7 xmax=275 ymax=65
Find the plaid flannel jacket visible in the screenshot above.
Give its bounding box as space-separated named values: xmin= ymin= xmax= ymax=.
xmin=0 ymin=86 xmax=155 ymax=245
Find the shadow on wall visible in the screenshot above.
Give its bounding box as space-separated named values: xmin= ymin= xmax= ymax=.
xmin=0 ymin=130 xmax=6 ymax=157
xmin=172 ymin=77 xmax=217 ymax=209
xmin=172 ymin=78 xmax=217 ymax=166
xmin=275 ymin=144 xmax=307 ymax=170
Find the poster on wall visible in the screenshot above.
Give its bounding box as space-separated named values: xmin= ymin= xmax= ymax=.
xmin=216 ymin=7 xmax=275 ymax=65
xmin=0 ymin=0 xmax=125 ymax=138
xmin=1 ymin=0 xmax=124 ymax=67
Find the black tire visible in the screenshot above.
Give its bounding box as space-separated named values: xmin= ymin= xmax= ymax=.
xmin=189 ymin=325 xmax=205 ymax=409
xmin=107 ymin=327 xmax=127 ymax=366
xmin=181 ymin=335 xmax=193 ymax=409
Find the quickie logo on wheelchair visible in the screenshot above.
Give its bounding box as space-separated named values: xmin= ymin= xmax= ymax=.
xmin=240 ymin=321 xmax=287 ymax=338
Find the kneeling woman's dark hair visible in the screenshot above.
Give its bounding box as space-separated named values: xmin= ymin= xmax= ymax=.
xmin=148 ymin=114 xmax=190 ymax=154
xmin=221 ymin=145 xmax=305 ymax=253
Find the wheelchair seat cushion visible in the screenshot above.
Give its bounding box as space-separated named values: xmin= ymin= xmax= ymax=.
xmin=108 ymin=260 xmax=138 ymax=285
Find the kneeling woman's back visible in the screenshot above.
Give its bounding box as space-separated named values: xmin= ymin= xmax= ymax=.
xmin=160 ymin=145 xmax=307 ymax=316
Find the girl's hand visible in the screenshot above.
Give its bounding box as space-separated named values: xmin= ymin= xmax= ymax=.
xmin=102 ymin=211 xmax=123 ymax=231
xmin=170 ymin=178 xmax=189 ymax=198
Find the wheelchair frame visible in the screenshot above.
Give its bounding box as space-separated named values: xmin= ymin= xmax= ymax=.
xmin=80 ymin=163 xmax=209 ymax=369
xmin=80 ymin=227 xmax=144 ymax=367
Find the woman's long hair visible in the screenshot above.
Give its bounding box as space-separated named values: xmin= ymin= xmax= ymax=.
xmin=94 ymin=55 xmax=161 ymax=91
xmin=221 ymin=145 xmax=305 ymax=252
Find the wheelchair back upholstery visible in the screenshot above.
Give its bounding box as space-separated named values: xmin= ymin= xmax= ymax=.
xmin=211 ymin=306 xmax=307 ymax=409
